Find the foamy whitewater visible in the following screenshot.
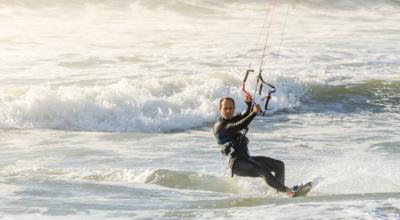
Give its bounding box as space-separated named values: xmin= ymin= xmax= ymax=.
xmin=1 ymin=0 xmax=400 ymax=219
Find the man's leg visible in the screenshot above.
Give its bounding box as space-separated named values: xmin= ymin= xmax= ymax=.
xmin=232 ymin=158 xmax=288 ymax=192
xmin=251 ymin=156 xmax=285 ymax=185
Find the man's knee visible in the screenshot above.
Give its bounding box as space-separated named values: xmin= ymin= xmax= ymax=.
xmin=278 ymin=160 xmax=285 ymax=170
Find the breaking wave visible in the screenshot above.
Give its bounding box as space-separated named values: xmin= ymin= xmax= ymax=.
xmin=0 ymin=75 xmax=305 ymax=132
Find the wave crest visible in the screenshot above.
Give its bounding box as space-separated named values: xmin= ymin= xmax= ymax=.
xmin=0 ymin=73 xmax=304 ymax=132
xmin=305 ymin=80 xmax=400 ymax=113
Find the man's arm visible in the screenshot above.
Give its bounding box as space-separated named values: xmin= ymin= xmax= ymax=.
xmin=225 ymin=111 xmax=256 ymax=134
xmin=231 ymin=101 xmax=252 ymax=121
xmin=226 ymin=103 xmax=260 ymax=134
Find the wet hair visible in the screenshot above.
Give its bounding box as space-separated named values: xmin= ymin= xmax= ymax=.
xmin=219 ymin=96 xmax=235 ymax=109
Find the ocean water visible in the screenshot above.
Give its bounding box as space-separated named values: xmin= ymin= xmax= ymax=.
xmin=1 ymin=0 xmax=400 ymax=219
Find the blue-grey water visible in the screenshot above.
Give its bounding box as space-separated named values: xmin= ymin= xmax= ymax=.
xmin=1 ymin=0 xmax=400 ymax=219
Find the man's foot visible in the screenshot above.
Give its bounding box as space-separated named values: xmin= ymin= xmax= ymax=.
xmin=285 ymin=185 xmax=299 ymax=197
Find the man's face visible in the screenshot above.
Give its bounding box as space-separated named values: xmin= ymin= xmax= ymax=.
xmin=220 ymin=99 xmax=235 ymax=120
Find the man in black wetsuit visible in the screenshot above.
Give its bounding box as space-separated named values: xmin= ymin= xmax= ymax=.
xmin=213 ymin=93 xmax=295 ymax=196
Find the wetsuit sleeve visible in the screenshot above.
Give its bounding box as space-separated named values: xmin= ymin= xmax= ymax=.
xmin=231 ymin=101 xmax=252 ymax=121
xmin=225 ymin=112 xmax=256 ymax=134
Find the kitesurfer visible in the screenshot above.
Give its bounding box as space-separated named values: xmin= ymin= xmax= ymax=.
xmin=213 ymin=91 xmax=296 ymax=197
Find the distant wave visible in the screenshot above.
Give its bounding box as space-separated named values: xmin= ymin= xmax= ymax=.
xmin=1 ymin=76 xmax=398 ymax=132
xmin=304 ymin=80 xmax=400 ymax=113
xmin=0 ymin=75 xmax=305 ymax=132
xmin=0 ymin=78 xmax=220 ymax=132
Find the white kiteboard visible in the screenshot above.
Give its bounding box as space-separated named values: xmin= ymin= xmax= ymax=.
xmin=292 ymin=181 xmax=313 ymax=197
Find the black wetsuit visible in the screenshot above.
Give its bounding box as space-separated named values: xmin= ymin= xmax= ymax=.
xmin=213 ymin=102 xmax=288 ymax=192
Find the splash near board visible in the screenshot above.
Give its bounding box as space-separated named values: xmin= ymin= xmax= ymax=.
xmin=292 ymin=182 xmax=313 ymax=197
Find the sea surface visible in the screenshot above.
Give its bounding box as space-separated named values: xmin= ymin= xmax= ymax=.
xmin=1 ymin=0 xmax=400 ymax=219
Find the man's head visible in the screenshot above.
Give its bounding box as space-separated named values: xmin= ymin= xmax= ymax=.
xmin=219 ymin=97 xmax=235 ymax=119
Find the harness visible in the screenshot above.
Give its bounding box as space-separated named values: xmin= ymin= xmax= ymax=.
xmin=218 ymin=127 xmax=250 ymax=176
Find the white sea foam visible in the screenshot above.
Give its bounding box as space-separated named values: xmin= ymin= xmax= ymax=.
xmin=309 ymin=150 xmax=400 ymax=195
xmin=2 ymin=148 xmax=399 ymax=196
xmin=0 ymin=183 xmax=22 ymax=197
xmin=204 ymin=199 xmax=400 ymax=220
xmin=0 ymin=75 xmax=305 ymax=132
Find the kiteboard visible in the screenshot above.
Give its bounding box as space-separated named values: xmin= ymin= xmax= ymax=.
xmin=292 ymin=181 xmax=313 ymax=197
